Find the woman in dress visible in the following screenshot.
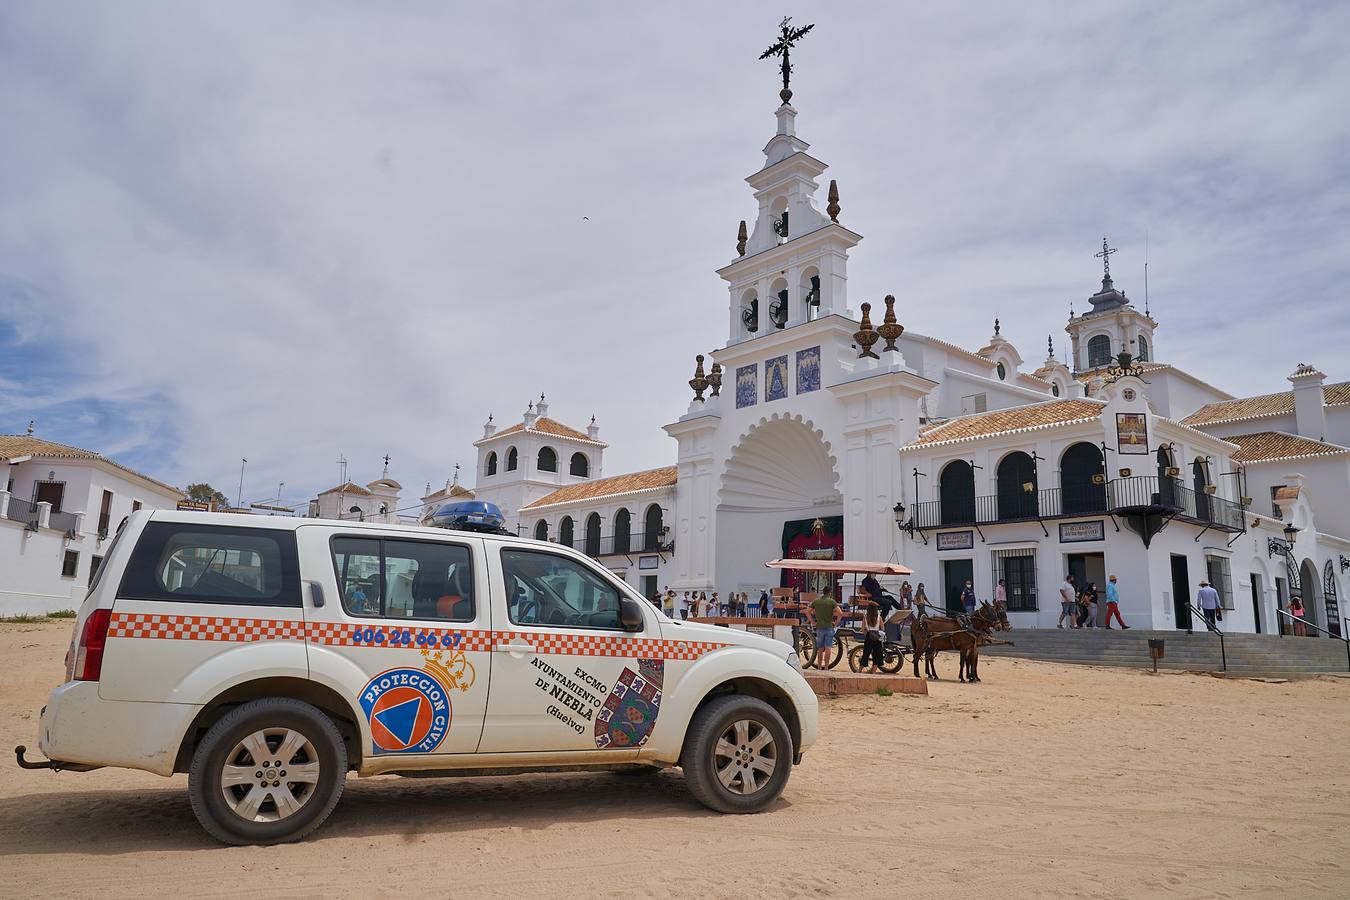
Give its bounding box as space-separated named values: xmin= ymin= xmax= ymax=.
xmin=1290 ymin=597 xmax=1307 ymax=636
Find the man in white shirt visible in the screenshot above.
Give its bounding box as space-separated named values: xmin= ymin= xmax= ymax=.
xmin=1196 ymin=580 xmax=1222 ymax=631
xmin=1057 ymin=574 xmax=1078 ymax=629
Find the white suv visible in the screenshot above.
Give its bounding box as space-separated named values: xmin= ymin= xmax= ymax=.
xmin=18 ymin=510 xmax=817 ymax=845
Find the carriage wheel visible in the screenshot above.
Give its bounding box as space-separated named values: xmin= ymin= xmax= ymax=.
xmin=796 ymin=629 xmax=816 ymax=668
xmin=847 ymin=645 xmax=866 ymax=673
xmin=879 ymin=645 xmax=906 ymax=674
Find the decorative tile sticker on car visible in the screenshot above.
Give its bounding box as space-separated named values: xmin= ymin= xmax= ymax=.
xmin=595 ymin=659 xmax=663 ymax=748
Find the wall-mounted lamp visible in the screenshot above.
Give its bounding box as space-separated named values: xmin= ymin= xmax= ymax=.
xmin=1118 ymin=467 xmax=1132 ymax=478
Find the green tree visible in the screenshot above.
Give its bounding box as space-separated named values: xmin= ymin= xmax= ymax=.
xmin=185 ymin=483 xmax=229 ymax=509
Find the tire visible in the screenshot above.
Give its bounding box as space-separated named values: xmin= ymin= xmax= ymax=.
xmin=880 ymin=645 xmax=906 ymax=674
xmin=681 ymin=695 xmax=792 ymax=814
xmin=188 ymin=697 xmax=347 ymax=846
xmin=848 ymin=644 xmax=866 ymax=673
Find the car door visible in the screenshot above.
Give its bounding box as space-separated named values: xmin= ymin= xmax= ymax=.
xmin=477 ymin=544 xmax=661 ymax=755
xmin=297 ymin=525 xmax=491 ymax=756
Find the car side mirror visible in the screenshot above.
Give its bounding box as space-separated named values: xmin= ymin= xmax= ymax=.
xmin=619 ymin=597 xmax=645 ymax=632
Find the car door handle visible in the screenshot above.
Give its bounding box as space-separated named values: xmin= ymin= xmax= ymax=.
xmin=493 ymin=640 xmax=536 ymax=656
xmin=307 ymin=581 xmax=325 ymax=608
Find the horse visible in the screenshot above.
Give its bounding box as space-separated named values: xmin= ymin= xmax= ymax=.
xmin=912 ymin=602 xmax=1011 ymax=682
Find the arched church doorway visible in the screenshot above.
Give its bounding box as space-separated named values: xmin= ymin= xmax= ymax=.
xmin=716 ymin=417 xmax=841 ymax=599
xmin=1299 ymin=559 xmax=1323 ymax=635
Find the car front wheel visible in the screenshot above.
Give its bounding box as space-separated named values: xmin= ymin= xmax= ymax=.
xmin=680 ymin=695 xmax=792 ymax=813
xmin=188 ymin=697 xmax=347 ymax=845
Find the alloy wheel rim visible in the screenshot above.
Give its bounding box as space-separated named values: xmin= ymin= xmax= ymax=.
xmin=713 ymin=718 xmax=777 ymax=795
xmin=220 ymin=727 xmax=320 ymax=822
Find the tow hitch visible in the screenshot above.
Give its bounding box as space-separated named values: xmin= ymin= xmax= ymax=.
xmin=13 ymin=745 xmax=98 ymax=772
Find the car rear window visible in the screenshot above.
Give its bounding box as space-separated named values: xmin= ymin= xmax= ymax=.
xmin=118 ymin=521 xmax=302 ymax=607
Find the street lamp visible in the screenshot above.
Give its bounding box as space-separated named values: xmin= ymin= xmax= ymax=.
xmin=892 ymin=501 xmax=906 ymax=531
xmin=1283 ymin=523 xmax=1299 ymax=547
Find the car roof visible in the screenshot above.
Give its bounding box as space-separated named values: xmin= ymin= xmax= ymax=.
xmin=143 ymin=509 xmax=547 ymax=547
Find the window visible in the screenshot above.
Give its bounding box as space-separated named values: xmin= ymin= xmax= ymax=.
xmin=500 ymin=548 xmax=626 ymax=629
xmin=331 ymin=536 xmax=475 ymax=621
xmin=1060 ymin=442 xmax=1106 ymax=515
xmin=1269 ymin=485 xmax=1283 ymax=519
xmin=996 ymin=362 xmax=1007 ymax=381
xmin=1087 ymin=335 xmax=1112 ymax=368
xmin=118 ymin=522 xmax=301 ymax=607
xmin=506 ymin=447 xmax=519 ymax=472
xmin=1051 ymin=383 xmax=1061 ymax=397
xmin=98 ymin=490 xmax=113 ymax=535
xmin=538 ymin=446 xmax=558 ymax=473
xmin=584 ymin=512 xmax=602 ymax=556
xmin=939 ymin=460 xmax=976 ymax=525
xmin=1205 ymin=555 xmax=1234 ymax=610
xmin=533 ymin=519 xmax=548 ymax=541
xmin=960 ymin=393 xmax=987 ymax=414
xmin=88 ymin=555 xmax=104 ymax=586
xmin=558 ymin=516 xmax=574 ymax=547
xmin=485 ymin=451 xmax=498 ymax=477
xmin=643 ymin=504 xmax=664 ymax=550
xmin=1136 ymin=335 xmax=1150 ymax=362
xmin=995 ymin=452 xmax=1038 ymax=520
xmin=131 ymin=500 xmax=141 ymax=513
xmin=613 ymin=508 xmax=632 ymax=554
xmin=61 ymin=550 xmax=79 ymax=578
xmin=570 ymin=452 xmax=589 ymax=477
xmin=993 ymin=549 xmax=1037 ymax=611
xmin=34 ymin=480 xmax=65 ymax=513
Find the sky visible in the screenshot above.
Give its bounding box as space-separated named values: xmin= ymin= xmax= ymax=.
xmin=2 ymin=1 xmax=1348 ymax=511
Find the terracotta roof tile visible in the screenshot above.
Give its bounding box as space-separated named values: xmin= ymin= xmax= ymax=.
xmin=522 ymin=466 xmax=678 ymax=509
xmin=1227 ymin=431 xmax=1350 ymax=465
xmin=319 ymin=481 xmax=372 ymax=496
xmin=489 ymin=416 xmax=605 ymax=446
xmin=0 ymin=435 xmax=181 ymax=496
xmin=1182 ymin=381 xmax=1349 ymax=426
xmin=907 ymin=399 xmax=1104 ymax=448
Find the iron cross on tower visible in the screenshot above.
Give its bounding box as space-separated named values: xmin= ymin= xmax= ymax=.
xmin=1094 ymin=236 xmax=1118 ymax=280
xmin=759 ymin=17 xmax=815 ymax=103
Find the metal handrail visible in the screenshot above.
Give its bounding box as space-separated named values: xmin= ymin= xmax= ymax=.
xmin=1276 ymin=609 xmax=1350 ymax=672
xmin=1186 ymin=602 xmax=1226 ymax=671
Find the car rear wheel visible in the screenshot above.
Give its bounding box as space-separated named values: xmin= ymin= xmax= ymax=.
xmin=188 ymin=697 xmax=347 ymax=845
xmin=681 ymin=695 xmax=792 ymax=814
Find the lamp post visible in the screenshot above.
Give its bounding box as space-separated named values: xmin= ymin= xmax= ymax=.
xmin=893 ymin=501 xmax=906 ymax=532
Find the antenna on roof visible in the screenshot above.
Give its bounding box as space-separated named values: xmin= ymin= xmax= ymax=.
xmin=1144 ymin=228 xmax=1150 ymax=317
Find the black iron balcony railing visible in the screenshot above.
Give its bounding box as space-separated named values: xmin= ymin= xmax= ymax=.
xmin=912 ymin=475 xmax=1245 ymax=533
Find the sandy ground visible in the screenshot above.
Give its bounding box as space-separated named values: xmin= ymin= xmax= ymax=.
xmin=1 ymin=620 xmax=1348 ymax=899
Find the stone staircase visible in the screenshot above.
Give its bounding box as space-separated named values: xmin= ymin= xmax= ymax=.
xmin=981 ymin=627 xmax=1350 ymax=678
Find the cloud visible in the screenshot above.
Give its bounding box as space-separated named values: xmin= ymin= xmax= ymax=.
xmin=1 ymin=1 xmax=1347 ymax=510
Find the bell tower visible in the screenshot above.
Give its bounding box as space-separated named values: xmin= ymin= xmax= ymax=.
xmin=1065 ymin=237 xmax=1158 ymax=372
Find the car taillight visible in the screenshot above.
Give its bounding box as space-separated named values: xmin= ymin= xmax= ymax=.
xmin=73 ymin=609 xmax=112 ymax=682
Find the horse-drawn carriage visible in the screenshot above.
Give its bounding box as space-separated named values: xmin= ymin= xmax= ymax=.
xmin=764 ymin=557 xmax=1013 ymax=681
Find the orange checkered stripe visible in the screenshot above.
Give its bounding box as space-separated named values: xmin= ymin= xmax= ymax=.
xmin=107 ymin=613 xmax=729 ymax=660
xmin=108 ymin=612 xmax=307 ymax=642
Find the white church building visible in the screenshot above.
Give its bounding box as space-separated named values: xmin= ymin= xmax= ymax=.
xmin=467 ymin=82 xmax=1350 ymax=638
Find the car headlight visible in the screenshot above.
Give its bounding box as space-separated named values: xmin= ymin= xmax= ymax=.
xmin=786 ymin=650 xmax=802 ymax=671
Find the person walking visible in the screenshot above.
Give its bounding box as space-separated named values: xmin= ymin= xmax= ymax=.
xmin=1290 ymin=597 xmax=1307 ymax=636
xmin=913 ymin=582 xmax=929 ymax=616
xmin=681 ymin=591 xmax=692 ymax=620
xmin=1057 ymin=574 xmax=1078 ymax=628
xmin=760 ymin=589 xmax=772 ymax=618
xmin=737 ymin=592 xmax=749 ymax=617
xmin=1104 ymin=575 xmax=1129 ymax=629
xmin=994 ymin=578 xmax=1007 ymax=610
xmin=1080 ymin=582 xmax=1099 ymax=628
xmin=859 ymin=605 xmax=886 ymax=674
xmin=811 ymin=588 xmax=842 ymax=669
xmin=697 ymin=591 xmax=708 ymax=618
xmin=1196 ymin=580 xmax=1222 ymax=631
